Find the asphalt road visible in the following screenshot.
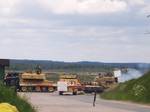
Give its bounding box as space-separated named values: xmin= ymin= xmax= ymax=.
xmin=19 ymin=92 xmax=150 ymax=112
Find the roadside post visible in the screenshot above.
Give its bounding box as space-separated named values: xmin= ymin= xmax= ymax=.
xmin=93 ymin=90 xmax=97 ymax=107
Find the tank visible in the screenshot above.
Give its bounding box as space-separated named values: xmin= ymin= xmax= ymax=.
xmin=19 ymin=72 xmax=56 ymax=92
xmin=95 ymin=72 xmax=118 ymax=89
xmin=82 ymin=81 xmax=104 ymax=93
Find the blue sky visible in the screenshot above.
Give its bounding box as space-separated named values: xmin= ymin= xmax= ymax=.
xmin=0 ymin=0 xmax=150 ymax=62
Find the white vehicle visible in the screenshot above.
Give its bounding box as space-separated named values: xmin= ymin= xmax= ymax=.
xmin=57 ymin=75 xmax=82 ymax=95
xmin=57 ymin=81 xmax=67 ymax=92
xmin=114 ymin=70 xmax=122 ymax=77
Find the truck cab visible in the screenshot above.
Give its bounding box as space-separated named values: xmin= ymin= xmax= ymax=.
xmin=4 ymin=72 xmax=20 ymax=90
xmin=57 ymin=74 xmax=81 ymax=95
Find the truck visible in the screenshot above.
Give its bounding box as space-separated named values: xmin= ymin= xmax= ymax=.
xmin=4 ymin=72 xmax=19 ymax=87
xmin=57 ymin=74 xmax=82 ymax=95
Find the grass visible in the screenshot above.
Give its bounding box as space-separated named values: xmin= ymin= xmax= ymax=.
xmin=101 ymin=71 xmax=150 ymax=104
xmin=0 ymin=84 xmax=36 ymax=112
xmin=46 ymin=73 xmax=96 ymax=83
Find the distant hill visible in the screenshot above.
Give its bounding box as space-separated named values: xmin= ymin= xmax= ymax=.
xmin=8 ymin=59 xmax=150 ymax=72
xmin=101 ymin=71 xmax=150 ymax=104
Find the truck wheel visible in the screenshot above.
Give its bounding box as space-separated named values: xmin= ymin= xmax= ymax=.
xmin=35 ymin=86 xmax=41 ymax=92
xmin=59 ymin=91 xmax=63 ymax=95
xmin=48 ymin=87 xmax=54 ymax=92
xmin=21 ymin=86 xmax=27 ymax=92
xmin=41 ymin=87 xmax=47 ymax=92
xmin=73 ymin=92 xmax=77 ymax=95
xmin=28 ymin=86 xmax=33 ymax=92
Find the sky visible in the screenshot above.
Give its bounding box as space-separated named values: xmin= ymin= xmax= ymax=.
xmin=0 ymin=0 xmax=150 ymax=62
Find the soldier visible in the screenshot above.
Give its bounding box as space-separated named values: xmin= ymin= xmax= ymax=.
xmin=35 ymin=65 xmax=42 ymax=74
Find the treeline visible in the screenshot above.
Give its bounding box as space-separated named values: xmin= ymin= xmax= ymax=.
xmin=8 ymin=59 xmax=150 ymax=72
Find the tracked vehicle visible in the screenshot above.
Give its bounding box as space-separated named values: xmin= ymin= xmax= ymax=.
xmin=4 ymin=66 xmax=56 ymax=92
xmin=19 ymin=71 xmax=55 ymax=92
xmin=95 ymin=72 xmax=118 ymax=89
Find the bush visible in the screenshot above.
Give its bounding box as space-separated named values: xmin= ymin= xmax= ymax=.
xmin=101 ymin=71 xmax=150 ymax=104
xmin=0 ymin=85 xmax=36 ymax=112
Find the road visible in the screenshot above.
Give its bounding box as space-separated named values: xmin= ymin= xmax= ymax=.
xmin=19 ymin=92 xmax=150 ymax=112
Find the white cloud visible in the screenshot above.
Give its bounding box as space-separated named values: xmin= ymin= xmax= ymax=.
xmin=129 ymin=1 xmax=149 ymax=19
xmin=126 ymin=0 xmax=145 ymax=6
xmin=0 ymin=0 xmax=20 ymax=16
xmin=0 ymin=23 xmax=150 ymax=62
xmin=0 ymin=0 xmax=149 ymax=62
xmin=38 ymin=0 xmax=127 ymax=14
xmin=139 ymin=4 xmax=150 ymax=16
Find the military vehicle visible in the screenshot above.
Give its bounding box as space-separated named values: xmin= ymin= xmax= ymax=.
xmin=4 ymin=66 xmax=56 ymax=92
xmin=4 ymin=72 xmax=19 ymax=87
xmin=83 ymin=84 xmax=104 ymax=93
xmin=57 ymin=74 xmax=82 ymax=95
xmin=95 ymin=72 xmax=118 ymax=89
xmin=19 ymin=72 xmax=56 ymax=92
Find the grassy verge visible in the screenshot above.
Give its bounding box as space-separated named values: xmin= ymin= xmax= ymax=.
xmin=101 ymin=71 xmax=150 ymax=104
xmin=0 ymin=84 xmax=36 ymax=112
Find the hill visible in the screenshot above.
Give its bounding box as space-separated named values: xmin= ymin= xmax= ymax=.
xmin=8 ymin=59 xmax=150 ymax=72
xmin=101 ymin=71 xmax=150 ymax=104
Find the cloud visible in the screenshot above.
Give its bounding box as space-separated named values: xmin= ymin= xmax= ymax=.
xmin=0 ymin=23 xmax=150 ymax=62
xmin=126 ymin=0 xmax=145 ymax=6
xmin=139 ymin=5 xmax=150 ymax=16
xmin=0 ymin=0 xmax=20 ymax=16
xmin=37 ymin=0 xmax=127 ymax=14
xmin=0 ymin=0 xmax=149 ymax=62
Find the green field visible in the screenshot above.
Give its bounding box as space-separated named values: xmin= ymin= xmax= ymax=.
xmin=101 ymin=71 xmax=150 ymax=104
xmin=46 ymin=72 xmax=96 ymax=83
